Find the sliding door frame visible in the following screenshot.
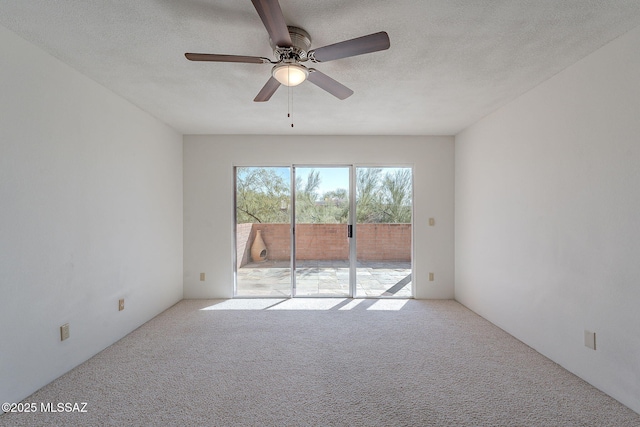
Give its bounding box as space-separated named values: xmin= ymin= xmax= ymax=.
xmin=291 ymin=164 xmax=354 ymax=298
xmin=353 ymin=164 xmax=415 ymax=298
xmin=233 ymin=164 xmax=415 ymax=299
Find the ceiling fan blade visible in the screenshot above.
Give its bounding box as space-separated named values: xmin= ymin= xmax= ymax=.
xmin=309 ymin=31 xmax=390 ymax=63
xmin=251 ymin=0 xmax=292 ymax=47
xmin=254 ymin=77 xmax=281 ymax=102
xmin=185 ymin=53 xmax=269 ymax=64
xmin=307 ymin=69 xmax=353 ymax=100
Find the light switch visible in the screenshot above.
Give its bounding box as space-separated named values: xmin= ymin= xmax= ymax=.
xmin=60 ymin=323 xmax=70 ymax=341
xmin=584 ymin=330 xmax=596 ymax=350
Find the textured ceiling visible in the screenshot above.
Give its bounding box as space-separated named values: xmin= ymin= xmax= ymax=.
xmin=2 ymin=1 xmax=640 ymax=135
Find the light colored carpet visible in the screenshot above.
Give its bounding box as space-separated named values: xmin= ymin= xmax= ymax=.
xmin=2 ymin=299 xmax=639 ymax=426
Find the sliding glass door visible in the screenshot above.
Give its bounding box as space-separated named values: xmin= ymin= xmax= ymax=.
xmin=234 ymin=165 xmax=412 ymax=298
xmin=235 ymin=166 xmax=292 ymax=297
xmin=293 ymin=167 xmax=351 ymax=297
xmin=355 ymin=167 xmax=413 ymax=297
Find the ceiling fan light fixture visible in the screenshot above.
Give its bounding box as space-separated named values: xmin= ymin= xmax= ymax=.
xmin=272 ymin=63 xmax=308 ymax=87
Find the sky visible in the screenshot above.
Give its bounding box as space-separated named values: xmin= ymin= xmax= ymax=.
xmin=295 ymin=166 xmax=349 ymax=197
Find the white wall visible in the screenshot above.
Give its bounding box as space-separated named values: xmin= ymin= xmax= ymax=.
xmin=455 ymin=25 xmax=640 ymax=413
xmin=0 ymin=25 xmax=183 ymax=404
xmin=183 ymin=135 xmax=454 ymax=300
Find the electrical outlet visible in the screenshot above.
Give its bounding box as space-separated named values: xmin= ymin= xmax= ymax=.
xmin=200 ymin=272 xmax=205 ymax=281
xmin=60 ymin=323 xmax=70 ymax=341
xmin=119 ymin=298 xmax=125 ymax=311
xmin=429 ymin=218 xmax=435 ymax=226
xmin=429 ymin=272 xmax=434 ymax=281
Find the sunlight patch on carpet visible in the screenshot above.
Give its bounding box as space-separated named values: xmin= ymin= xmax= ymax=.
xmin=200 ymin=299 xmax=286 ymax=311
xmin=199 ymin=298 xmax=411 ymax=311
xmin=366 ymin=299 xmax=409 ymax=311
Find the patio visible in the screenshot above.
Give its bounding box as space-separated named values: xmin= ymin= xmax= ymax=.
xmin=236 ymin=260 xmax=412 ymax=297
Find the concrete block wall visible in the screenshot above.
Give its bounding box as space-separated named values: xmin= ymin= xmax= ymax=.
xmin=296 ymin=224 xmax=349 ymax=260
xmin=357 ymin=224 xmax=412 ymax=261
xmin=237 ymin=223 xmax=411 ymax=265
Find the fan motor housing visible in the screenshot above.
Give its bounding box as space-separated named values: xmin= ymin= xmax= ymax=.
xmin=273 ymin=26 xmax=311 ymax=61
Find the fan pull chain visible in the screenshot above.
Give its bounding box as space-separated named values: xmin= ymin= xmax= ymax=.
xmin=287 ymin=67 xmax=294 ymax=128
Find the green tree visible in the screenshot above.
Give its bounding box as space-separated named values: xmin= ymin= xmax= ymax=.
xmin=356 ymin=168 xmax=383 ymax=223
xmin=322 ymin=188 xmax=349 ymax=223
xmin=236 ymin=167 xmax=290 ymax=223
xmin=295 ymin=170 xmax=350 ymax=224
xmin=356 ymin=168 xmax=412 ymax=223
xmin=295 ymin=169 xmax=322 ymax=223
xmin=237 ymin=167 xmax=412 ymax=225
xmin=380 ymin=168 xmax=412 ymax=223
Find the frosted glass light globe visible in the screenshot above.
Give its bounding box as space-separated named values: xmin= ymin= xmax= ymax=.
xmin=272 ymin=63 xmax=308 ymax=87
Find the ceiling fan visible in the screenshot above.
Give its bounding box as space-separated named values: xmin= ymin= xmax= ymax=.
xmin=185 ymin=0 xmax=390 ymax=102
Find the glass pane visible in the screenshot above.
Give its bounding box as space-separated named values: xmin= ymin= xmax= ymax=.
xmin=235 ymin=167 xmax=291 ymax=297
xmin=355 ymin=167 xmax=412 ymax=297
xmin=294 ymin=167 xmax=350 ymax=297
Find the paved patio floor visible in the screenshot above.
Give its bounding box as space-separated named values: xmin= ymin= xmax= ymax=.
xmin=236 ymin=260 xmax=412 ymax=297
